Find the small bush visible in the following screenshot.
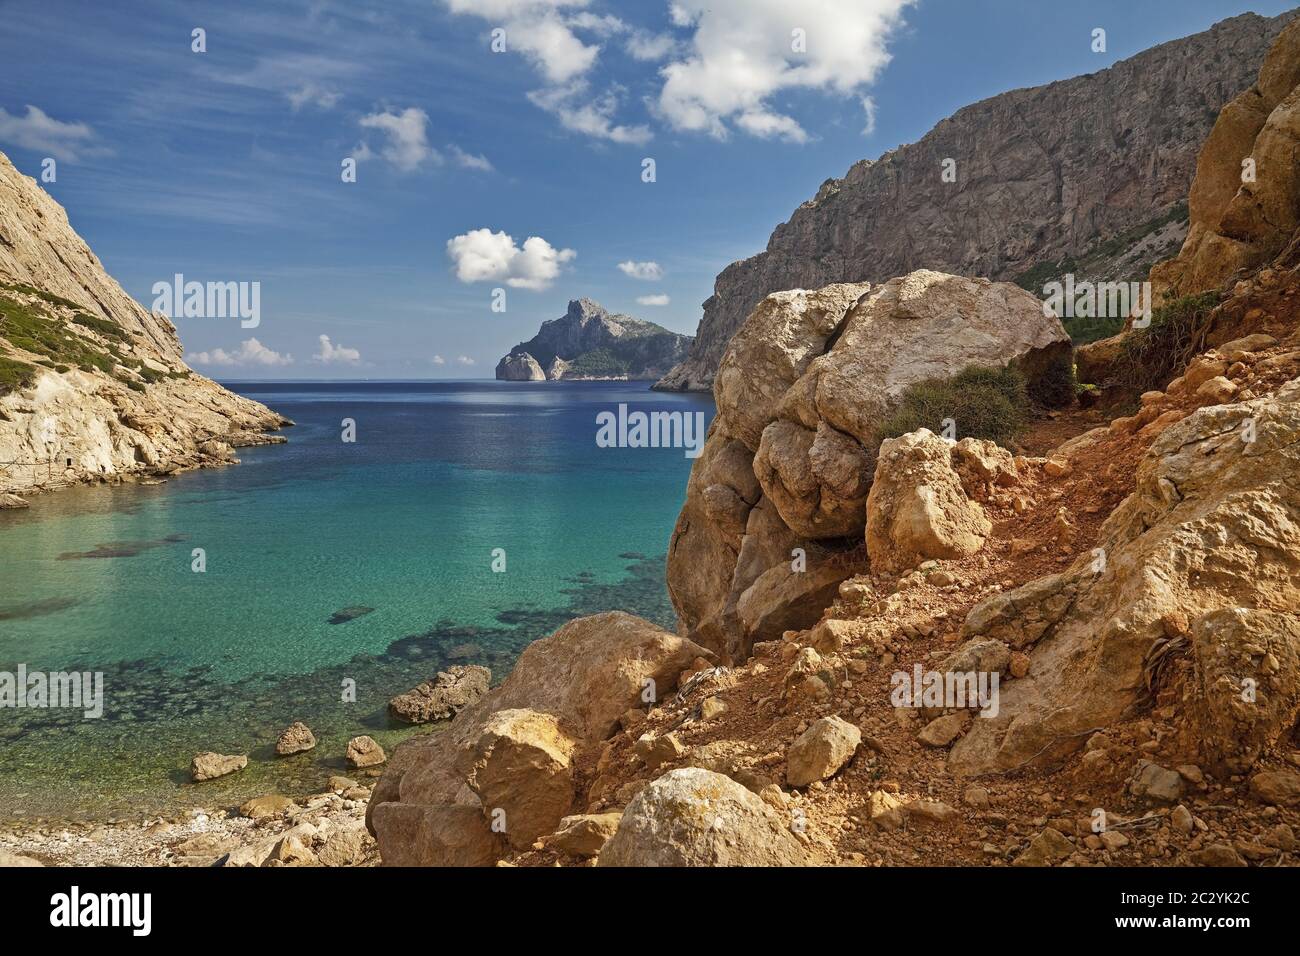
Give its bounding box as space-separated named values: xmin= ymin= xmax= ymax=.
xmin=875 ymin=364 xmax=1029 ymax=447
xmin=1110 ymin=291 xmax=1221 ymax=393
xmin=0 ymin=354 xmax=39 ymax=395
xmin=1027 ymin=351 xmax=1078 ymax=408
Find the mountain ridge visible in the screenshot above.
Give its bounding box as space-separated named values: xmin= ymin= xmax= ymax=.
xmin=655 ymin=9 xmax=1298 ymax=391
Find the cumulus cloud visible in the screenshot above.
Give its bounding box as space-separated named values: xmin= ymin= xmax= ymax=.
xmin=187 ymin=338 xmax=292 ymax=367
xmin=618 ymin=260 xmax=664 ymax=281
xmin=442 ymin=2 xmax=653 ymax=144
xmin=314 ymin=334 xmax=361 ymax=364
xmin=657 ymin=0 xmax=913 ymax=142
xmin=636 ymin=294 xmax=670 ymax=306
xmin=354 ymin=108 xmax=493 ymax=173
xmin=445 ymin=0 xmax=598 ymax=84
xmin=526 ymin=83 xmax=651 ymax=145
xmin=358 ymin=107 xmax=436 ymax=171
xmin=446 ymin=228 xmax=575 ymax=291
xmin=432 ymin=354 xmax=446 ymax=365
xmin=0 ymin=106 xmax=106 ymax=162
xmin=457 ymin=355 xmax=476 ymax=366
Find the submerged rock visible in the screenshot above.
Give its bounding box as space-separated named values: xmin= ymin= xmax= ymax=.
xmin=275 ymin=721 xmax=316 ymax=756
xmin=328 ymin=605 xmax=374 ymax=625
xmin=191 ymin=751 xmax=247 ymax=782
xmin=346 ymin=736 xmax=386 ymax=769
xmin=389 ymin=665 xmax=491 ymax=724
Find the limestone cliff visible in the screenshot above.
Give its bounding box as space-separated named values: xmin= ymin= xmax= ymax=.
xmin=1151 ymin=17 xmax=1300 ymax=300
xmin=0 ymin=150 xmax=288 ymax=499
xmin=495 ymin=298 xmax=691 ymax=381
xmin=655 ymin=11 xmax=1296 ymax=392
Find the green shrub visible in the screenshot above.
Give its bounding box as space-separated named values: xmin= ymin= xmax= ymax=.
xmin=875 ymin=364 xmax=1029 ymax=447
xmin=72 ymin=312 xmax=132 ymax=344
xmin=0 ymin=292 xmax=126 ymax=375
xmin=1110 ymin=291 xmax=1221 ymax=393
xmin=0 ymin=354 xmax=38 ymax=395
xmin=1027 ymin=350 xmax=1078 ymax=408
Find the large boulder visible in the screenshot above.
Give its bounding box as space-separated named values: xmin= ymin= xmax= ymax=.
xmin=370 ymin=613 xmax=712 ymax=865
xmin=668 ymin=271 xmax=1067 ymax=659
xmin=950 ymin=377 xmax=1300 ymax=776
xmin=598 ymin=768 xmax=808 ymax=866
xmin=466 ymin=708 xmax=577 ymax=849
xmin=389 ymin=665 xmax=491 ymax=724
xmin=866 ymin=428 xmax=993 ymax=572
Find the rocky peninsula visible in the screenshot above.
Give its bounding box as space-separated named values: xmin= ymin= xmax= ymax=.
xmin=495 ymin=297 xmax=691 ymax=381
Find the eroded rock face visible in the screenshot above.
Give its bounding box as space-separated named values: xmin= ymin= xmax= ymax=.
xmin=866 ymin=429 xmax=993 ymax=573
xmin=597 ymin=768 xmax=808 ymax=867
xmin=0 ymin=150 xmax=287 ymax=497
xmin=654 ymin=13 xmax=1291 ymax=392
xmin=369 ymin=612 xmax=712 ymax=866
xmin=668 ymin=271 xmax=1067 ymax=659
xmin=950 ymin=377 xmax=1300 ymax=776
xmin=1152 ymin=19 xmax=1300 ymax=299
xmin=494 ymin=352 xmax=546 ymax=381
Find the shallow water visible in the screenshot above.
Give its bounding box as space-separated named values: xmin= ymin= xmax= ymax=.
xmin=0 ymin=380 xmax=712 ymax=821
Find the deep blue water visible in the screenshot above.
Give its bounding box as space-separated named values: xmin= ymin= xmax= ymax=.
xmin=0 ymin=380 xmax=713 ymax=820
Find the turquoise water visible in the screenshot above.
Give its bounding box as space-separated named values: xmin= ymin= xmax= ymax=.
xmin=0 ymin=381 xmax=713 ymax=820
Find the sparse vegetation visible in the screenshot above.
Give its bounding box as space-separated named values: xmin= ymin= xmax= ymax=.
xmin=875 ymin=364 xmax=1029 ymax=447
xmin=1109 ymin=291 xmax=1222 ymax=393
xmin=0 ymin=290 xmax=160 ymax=386
xmin=0 ymin=353 xmax=39 ymax=396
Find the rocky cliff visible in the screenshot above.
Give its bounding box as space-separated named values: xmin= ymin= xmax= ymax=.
xmin=496 ymin=298 xmax=691 ymax=381
xmin=370 ymin=19 xmax=1300 ymax=866
xmin=0 ymin=150 xmax=287 ymax=500
xmin=655 ymin=11 xmax=1296 ymax=391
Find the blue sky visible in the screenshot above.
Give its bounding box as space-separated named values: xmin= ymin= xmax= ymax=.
xmin=1 ymin=0 xmax=1292 ymax=378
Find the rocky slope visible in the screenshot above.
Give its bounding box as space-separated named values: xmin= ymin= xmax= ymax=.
xmin=0 ymin=150 xmax=287 ymax=500
xmin=495 ymin=298 xmax=691 ymax=381
xmin=367 ymin=20 xmax=1300 ymax=866
xmin=655 ymin=11 xmax=1296 ymax=392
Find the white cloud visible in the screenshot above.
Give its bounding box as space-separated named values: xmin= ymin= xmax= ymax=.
xmin=288 ymin=83 xmax=341 ymax=111
xmin=446 ymin=228 xmax=575 ymax=291
xmin=354 ymin=108 xmax=493 ymax=173
xmin=656 ymin=0 xmax=912 ymax=142
xmin=636 ymin=294 xmax=670 ymax=306
xmin=187 ymin=338 xmax=292 ymax=367
xmin=457 ymin=355 xmax=476 ymax=366
xmin=444 ymin=0 xmax=599 ymax=85
xmin=861 ymin=95 xmax=878 ymax=135
xmin=0 ymin=106 xmax=105 ymax=162
xmin=618 ymin=260 xmax=664 ymax=281
xmin=626 ymin=31 xmax=678 ymax=61
xmin=432 ymin=354 xmax=446 ymax=365
xmin=447 ymin=144 xmax=494 ymax=172
xmin=314 ymin=334 xmax=361 ymax=364
xmin=358 ymin=107 xmax=436 ymax=171
xmin=526 ymin=83 xmax=652 ymax=145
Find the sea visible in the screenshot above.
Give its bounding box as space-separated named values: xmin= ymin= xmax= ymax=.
xmin=0 ymin=380 xmax=713 ymax=821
